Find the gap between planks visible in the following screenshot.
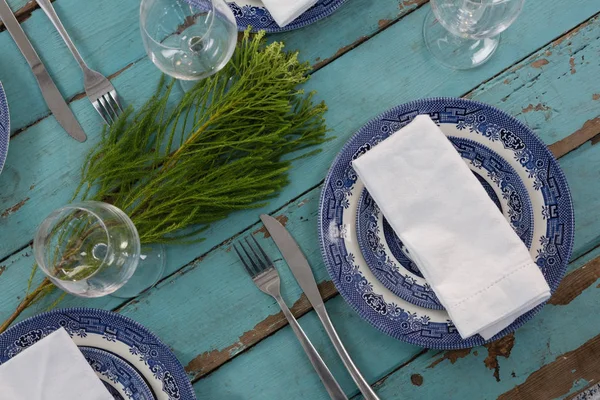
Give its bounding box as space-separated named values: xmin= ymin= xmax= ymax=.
xmin=6 ymin=0 xmax=430 ymax=140
xmin=0 ymin=0 xmax=55 ymax=32
xmin=2 ymin=1 xmax=600 ymax=389
xmin=178 ymin=13 xmax=600 ymax=381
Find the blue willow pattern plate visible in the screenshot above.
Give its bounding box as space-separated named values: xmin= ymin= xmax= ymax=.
xmin=81 ymin=347 xmax=155 ymax=400
xmin=0 ymin=82 xmax=10 ymax=175
xmin=318 ymin=98 xmax=574 ymax=349
xmin=355 ymin=137 xmax=535 ymax=310
xmin=0 ymin=308 xmax=196 ymax=400
xmin=228 ymin=0 xmax=347 ymax=33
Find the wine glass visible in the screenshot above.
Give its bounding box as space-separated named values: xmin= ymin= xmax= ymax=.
xmin=140 ymin=0 xmax=238 ymax=84
xmin=423 ymin=0 xmax=525 ymax=70
xmin=33 ymin=201 xmax=165 ymax=299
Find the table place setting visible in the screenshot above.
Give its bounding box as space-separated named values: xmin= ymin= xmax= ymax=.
xmin=0 ymin=0 xmax=589 ymax=398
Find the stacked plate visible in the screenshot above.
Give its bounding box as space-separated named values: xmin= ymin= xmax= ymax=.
xmin=0 ymin=308 xmax=196 ymax=400
xmin=227 ymin=0 xmax=347 ymax=32
xmin=318 ymin=98 xmax=574 ymax=349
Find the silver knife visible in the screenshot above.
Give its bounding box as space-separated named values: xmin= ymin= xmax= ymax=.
xmin=0 ymin=0 xmax=86 ymax=142
xmin=260 ymin=214 xmax=381 ymax=400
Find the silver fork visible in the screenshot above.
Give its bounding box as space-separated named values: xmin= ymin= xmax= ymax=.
xmin=36 ymin=0 xmax=123 ymax=125
xmin=234 ymin=237 xmax=348 ymax=400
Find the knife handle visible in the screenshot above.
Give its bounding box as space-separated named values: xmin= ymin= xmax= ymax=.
xmin=273 ymin=295 xmax=348 ymax=400
xmin=315 ymin=305 xmax=380 ymax=400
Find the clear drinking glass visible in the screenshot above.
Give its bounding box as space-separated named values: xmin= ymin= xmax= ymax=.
xmin=33 ymin=201 xmax=165 ymax=299
xmin=140 ymin=0 xmax=238 ymax=82
xmin=423 ymin=0 xmax=525 ymax=70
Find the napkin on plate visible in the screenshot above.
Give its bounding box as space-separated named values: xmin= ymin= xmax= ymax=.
xmin=0 ymin=328 xmax=113 ymax=400
xmin=352 ymin=114 xmax=551 ymax=340
xmin=262 ymin=0 xmax=318 ymax=27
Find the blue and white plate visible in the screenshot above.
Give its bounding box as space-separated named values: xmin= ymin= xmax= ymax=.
xmin=0 ymin=308 xmax=196 ymax=400
xmin=318 ymin=98 xmax=574 ymax=349
xmin=355 ymin=137 xmax=535 ymax=310
xmin=81 ymin=347 xmax=155 ymax=400
xmin=0 ymin=82 xmax=10 ymax=175
xmin=228 ymin=0 xmax=347 ymax=33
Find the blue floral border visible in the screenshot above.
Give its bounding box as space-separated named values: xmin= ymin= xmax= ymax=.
xmin=0 ymin=83 xmax=10 ymax=175
xmin=0 ymin=308 xmax=196 ymax=400
xmin=318 ymin=98 xmax=575 ymax=349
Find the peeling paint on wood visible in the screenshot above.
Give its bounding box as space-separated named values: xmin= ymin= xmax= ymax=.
xmin=553 ymin=18 xmax=594 ymax=47
xmin=530 ymin=59 xmax=549 ymax=68
xmin=410 ymin=374 xmax=423 ymax=386
xmin=570 ymin=57 xmax=577 ymax=74
xmin=313 ymin=37 xmax=368 ymax=70
xmin=0 ymin=0 xmax=48 ymax=32
xmin=427 ymin=348 xmax=472 ymax=369
xmin=521 ymin=103 xmax=550 ymax=113
xmin=593 ymin=94 xmax=600 ymax=100
xmin=184 ymin=280 xmax=338 ymax=379
xmin=548 ymin=117 xmax=600 ymax=158
xmin=549 ymin=256 xmax=600 ymax=306
xmin=253 ymin=215 xmax=289 ymax=238
xmin=1 ymin=198 xmax=29 ymax=218
xmin=0 ymin=266 xmax=5 ymax=277
xmin=378 ymin=19 xmax=393 ymax=29
xmin=498 ymin=334 xmax=600 ymax=400
xmin=484 ymin=334 xmax=515 ymax=382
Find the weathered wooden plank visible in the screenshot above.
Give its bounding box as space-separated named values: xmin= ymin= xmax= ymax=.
xmin=497 ymin=333 xmax=600 ymax=399
xmin=0 ymin=0 xmax=147 ymax=132
xmin=0 ymin=0 xmax=425 ymax=135
xmin=1 ymin=0 xmax=40 ymax=30
xmin=0 ymin=0 xmax=598 ymax=284
xmin=273 ymin=0 xmax=428 ymax=70
xmin=0 ymin=3 xmax=599 ymax=398
xmin=345 ymin=249 xmax=600 ymax=400
xmin=1 ymin=0 xmax=599 ymax=375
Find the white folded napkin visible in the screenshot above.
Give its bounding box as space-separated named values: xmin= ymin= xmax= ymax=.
xmin=262 ymin=0 xmax=318 ymax=27
xmin=0 ymin=328 xmax=113 ymax=400
xmin=352 ymin=114 xmax=551 ymax=340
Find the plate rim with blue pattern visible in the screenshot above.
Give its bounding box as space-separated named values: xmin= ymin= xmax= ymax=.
xmin=228 ymin=0 xmax=348 ymax=33
xmin=318 ymin=97 xmax=575 ymax=349
xmin=81 ymin=346 xmax=156 ymax=400
xmin=0 ymin=82 xmax=10 ymax=175
xmin=355 ymin=136 xmax=536 ymax=310
xmin=0 ymin=308 xmax=196 ymax=400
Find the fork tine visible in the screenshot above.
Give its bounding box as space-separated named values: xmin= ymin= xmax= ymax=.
xmin=107 ymin=92 xmax=122 ymax=118
xmin=233 ymin=243 xmax=255 ymax=277
xmin=250 ymin=236 xmax=273 ymax=266
xmin=97 ymin=96 xmax=114 ymax=124
xmin=92 ymin=100 xmax=109 ymax=125
xmin=109 ymin=91 xmax=123 ymax=113
xmin=239 ymin=240 xmax=261 ymax=275
xmin=244 ymin=237 xmax=267 ymax=273
xmin=103 ymin=94 xmax=119 ymax=122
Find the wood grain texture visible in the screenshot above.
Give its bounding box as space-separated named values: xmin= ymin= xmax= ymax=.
xmin=498 ymin=333 xmax=600 ymax=400
xmin=0 ymin=0 xmax=43 ymax=31
xmin=0 ymin=2 xmax=598 ymax=391
xmin=349 ymin=248 xmax=600 ymax=400
xmin=0 ymin=0 xmax=598 ymax=398
xmin=0 ymin=0 xmax=598 ymax=284
xmin=0 ymin=0 xmax=426 ymax=136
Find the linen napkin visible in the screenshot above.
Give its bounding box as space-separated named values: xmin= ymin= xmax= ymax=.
xmin=262 ymin=0 xmax=318 ymax=27
xmin=352 ymin=115 xmax=551 ymax=340
xmin=0 ymin=328 xmax=113 ymax=400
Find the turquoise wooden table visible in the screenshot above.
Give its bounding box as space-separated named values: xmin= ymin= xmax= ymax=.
xmin=1 ymin=0 xmax=600 ymax=398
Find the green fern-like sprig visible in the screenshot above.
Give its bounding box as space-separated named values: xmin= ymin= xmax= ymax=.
xmin=0 ymin=29 xmax=329 ymax=333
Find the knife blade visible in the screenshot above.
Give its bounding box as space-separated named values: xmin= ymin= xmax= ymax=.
xmin=0 ymin=0 xmax=86 ymax=142
xmin=260 ymin=214 xmax=380 ymax=400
